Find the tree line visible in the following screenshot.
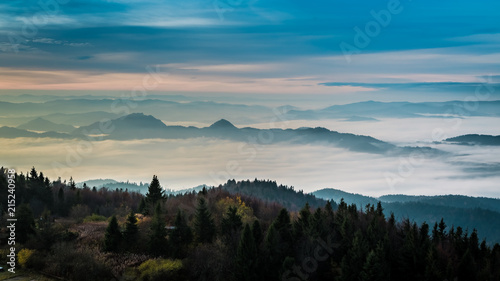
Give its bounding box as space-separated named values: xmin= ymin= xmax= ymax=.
xmin=1 ymin=168 xmax=499 ymax=280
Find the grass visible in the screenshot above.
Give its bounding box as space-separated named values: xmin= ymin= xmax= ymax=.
xmin=0 ymin=270 xmax=57 ymax=281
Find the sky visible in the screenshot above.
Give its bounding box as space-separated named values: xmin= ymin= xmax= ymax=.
xmin=1 ymin=0 xmax=500 ymax=99
xmin=1 ymin=0 xmax=500 ymax=196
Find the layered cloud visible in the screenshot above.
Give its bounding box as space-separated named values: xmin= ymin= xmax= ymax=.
xmin=2 ymin=135 xmax=499 ymax=198
xmin=0 ymin=0 xmax=499 ymax=97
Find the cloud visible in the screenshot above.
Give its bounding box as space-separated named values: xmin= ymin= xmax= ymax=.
xmin=1 ymin=124 xmax=500 ymax=198
xmin=0 ymin=0 xmax=499 ymax=94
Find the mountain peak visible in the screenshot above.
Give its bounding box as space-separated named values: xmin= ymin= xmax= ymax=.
xmin=209 ymin=119 xmax=237 ymax=129
xmin=115 ymin=113 xmax=168 ymax=130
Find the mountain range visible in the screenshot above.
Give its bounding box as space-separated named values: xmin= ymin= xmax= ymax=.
xmin=1 ymin=99 xmax=500 ymax=126
xmin=72 ymin=113 xmax=435 ymax=155
xmin=7 ymin=111 xmax=500 ymax=157
xmin=286 ymin=100 xmax=500 ymax=120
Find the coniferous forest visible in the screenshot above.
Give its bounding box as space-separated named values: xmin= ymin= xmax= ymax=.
xmin=1 ymin=167 xmax=500 ymax=281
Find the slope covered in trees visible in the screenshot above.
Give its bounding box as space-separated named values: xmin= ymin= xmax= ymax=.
xmin=314 ymin=188 xmax=500 ymax=244
xmin=1 ymin=169 xmax=499 ymax=281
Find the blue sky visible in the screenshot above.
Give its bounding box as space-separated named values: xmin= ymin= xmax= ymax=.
xmin=1 ymin=0 xmax=499 ymax=99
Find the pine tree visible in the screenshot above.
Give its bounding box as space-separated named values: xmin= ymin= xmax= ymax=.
xmin=17 ymin=204 xmax=36 ymax=244
xmin=103 ymin=215 xmax=122 ymax=252
xmin=123 ymin=211 xmax=139 ymax=250
xmin=170 ymin=209 xmax=193 ymax=258
xmin=424 ymin=246 xmax=442 ymax=281
xmin=193 ymin=197 xmax=216 ymax=244
xmin=220 ymin=206 xmax=243 ymax=239
xmin=146 ymin=175 xmax=165 ymax=207
xmin=138 ymin=197 xmax=147 ymax=215
xmin=235 ymin=224 xmax=258 ymax=281
xmin=294 ymin=202 xmax=312 ymax=238
xmin=252 ymin=219 xmax=263 ymax=246
xmin=340 ymin=230 xmax=369 ymax=281
xmin=148 ymin=204 xmax=168 ymax=256
xmin=69 ymin=176 xmax=76 ymax=190
xmin=360 ymin=242 xmax=390 ymax=281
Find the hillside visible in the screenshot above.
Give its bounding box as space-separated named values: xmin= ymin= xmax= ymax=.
xmin=1 ymin=168 xmax=500 ymax=281
xmin=444 ymin=134 xmax=500 ymax=146
xmin=220 ymin=179 xmax=330 ymax=211
xmin=313 ymin=188 xmax=500 ymax=243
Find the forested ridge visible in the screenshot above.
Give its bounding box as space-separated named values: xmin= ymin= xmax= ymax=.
xmin=1 ymin=167 xmax=499 ymax=281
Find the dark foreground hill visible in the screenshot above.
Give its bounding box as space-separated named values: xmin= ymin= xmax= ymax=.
xmin=1 ymin=169 xmax=499 ymax=281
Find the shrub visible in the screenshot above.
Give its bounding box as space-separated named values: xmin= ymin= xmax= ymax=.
xmin=45 ymin=243 xmax=113 ymax=281
xmin=0 ymin=248 xmax=10 ymax=265
xmin=69 ymin=204 xmax=91 ymax=222
xmin=18 ymin=248 xmax=35 ymax=268
xmin=83 ymin=213 xmax=107 ymax=223
xmin=137 ymin=259 xmax=185 ymax=281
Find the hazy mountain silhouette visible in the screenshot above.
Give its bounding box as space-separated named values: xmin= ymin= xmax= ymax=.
xmin=77 ymin=179 xmax=118 ymax=188
xmin=0 ymin=126 xmax=75 ymax=139
xmin=444 ymin=134 xmax=500 ymax=146
xmin=209 ymin=119 xmax=238 ymax=130
xmin=315 ymin=188 xmax=500 ymax=212
xmin=72 ymin=113 xmax=440 ymax=155
xmin=0 ymin=99 xmax=272 ymax=124
xmin=42 ymin=111 xmax=121 ymax=126
xmin=2 ymin=99 xmax=500 ymax=125
xmin=287 ymin=100 xmax=500 ymax=120
xmin=17 ymin=117 xmax=75 ymax=133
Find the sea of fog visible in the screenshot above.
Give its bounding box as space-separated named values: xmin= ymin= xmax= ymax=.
xmin=1 ymin=116 xmax=499 ymax=198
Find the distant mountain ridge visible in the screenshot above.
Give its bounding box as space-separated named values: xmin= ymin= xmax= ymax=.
xmin=17 ymin=117 xmax=75 ymax=133
xmin=444 ymin=134 xmax=500 ymax=146
xmin=0 ymin=126 xmax=75 ymax=139
xmin=313 ymin=188 xmax=500 ymax=244
xmin=71 ymin=113 xmax=439 ymax=155
xmin=2 ymin=99 xmax=500 ymax=126
xmin=287 ymin=100 xmax=500 ymax=120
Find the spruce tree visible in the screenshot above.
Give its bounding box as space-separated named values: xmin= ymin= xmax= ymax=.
xmin=123 ymin=211 xmax=139 ymax=250
xmin=220 ymin=206 xmax=242 ymax=238
xmin=103 ymin=215 xmax=122 ymax=252
xmin=193 ymin=197 xmax=216 ymax=244
xmin=235 ymin=224 xmax=258 ymax=281
xmin=148 ymin=204 xmax=168 ymax=256
xmin=360 ymin=242 xmax=390 ymax=281
xmin=138 ymin=197 xmax=146 ymax=215
xmin=146 ymin=175 xmax=165 ymax=206
xmin=170 ymin=209 xmax=193 ymax=258
xmin=17 ymin=204 xmax=36 ymax=244
xmin=340 ymin=230 xmax=369 ymax=281
xmin=252 ymin=219 xmax=263 ymax=246
xmin=263 ymin=224 xmax=281 ymax=280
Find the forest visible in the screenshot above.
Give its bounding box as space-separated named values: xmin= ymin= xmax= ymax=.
xmin=1 ymin=167 xmax=499 ymax=281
